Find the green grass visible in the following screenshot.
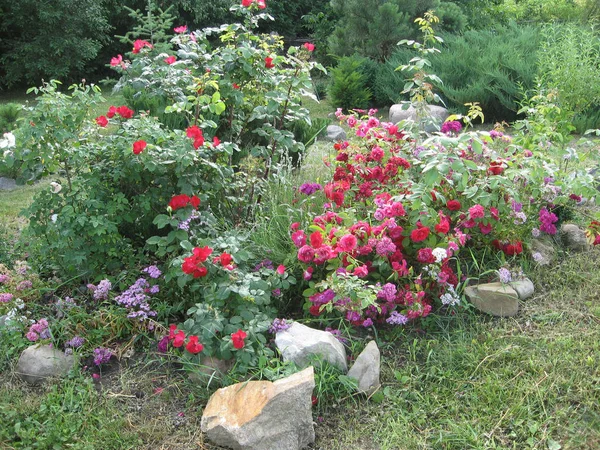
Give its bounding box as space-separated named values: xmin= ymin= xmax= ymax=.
xmin=315 ymin=250 xmax=600 ymax=449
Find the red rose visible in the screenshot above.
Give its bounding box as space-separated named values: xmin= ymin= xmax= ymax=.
xmin=133 ymin=140 xmax=147 ymax=155
xmin=309 ymin=304 xmax=323 ymax=316
xmin=264 ymin=57 xmax=275 ymax=69
xmin=169 ymin=194 xmax=191 ymax=210
xmin=310 ymin=231 xmax=323 ymax=248
xmin=95 ymin=116 xmax=108 ymax=127
xmin=116 ymin=106 xmax=134 ymax=119
xmin=168 ymin=324 xmax=178 ymax=340
xmin=189 ymin=195 xmax=200 ymax=209
xmin=185 ymin=335 xmax=204 ymax=354
xmin=174 ymin=25 xmax=188 ymax=34
xmin=218 ymin=252 xmax=233 ymax=267
xmin=488 ymin=161 xmax=505 ymax=175
xmin=447 ymin=200 xmax=461 ymax=211
xmin=231 ymin=329 xmax=247 ymax=349
xmin=242 ymin=0 xmax=252 ymax=5
xmin=164 ymin=56 xmax=176 ymax=65
xmin=303 ymin=42 xmax=315 ymax=52
xmin=133 ymin=39 xmax=153 ymax=54
xmin=434 ymin=217 xmax=450 ymax=234
xmin=193 ymin=246 xmax=213 ymax=262
xmin=410 ymin=226 xmax=430 ymax=243
xmin=172 ymin=330 xmax=186 ymax=348
xmin=106 ymin=106 xmax=117 ymax=118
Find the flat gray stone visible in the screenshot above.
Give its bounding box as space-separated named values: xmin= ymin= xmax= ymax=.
xmin=16 ymin=344 xmax=74 ymax=384
xmin=465 ymin=282 xmax=519 ymax=317
xmin=560 ymin=223 xmax=589 ymax=252
xmin=347 ymin=340 xmax=380 ymax=395
xmin=509 ymin=278 xmax=535 ymax=300
xmin=275 ymin=322 xmax=347 ymax=373
xmin=325 ymin=125 xmax=346 ymax=141
xmin=201 ymin=367 xmax=315 ymax=450
xmin=389 ymin=104 xmax=449 ymax=132
xmin=0 ymin=177 xmax=17 ymax=190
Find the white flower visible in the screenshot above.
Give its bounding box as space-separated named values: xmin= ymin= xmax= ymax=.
xmin=440 ymin=286 xmax=460 ymax=306
xmin=51 ymin=214 xmax=58 ymax=223
xmin=0 ymin=132 xmax=16 ymax=149
xmin=432 ymin=247 xmax=448 ymax=263
xmin=50 ymin=182 xmax=62 ymax=194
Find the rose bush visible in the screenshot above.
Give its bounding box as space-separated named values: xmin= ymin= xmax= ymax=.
xmin=292 ymin=106 xmax=600 ymax=327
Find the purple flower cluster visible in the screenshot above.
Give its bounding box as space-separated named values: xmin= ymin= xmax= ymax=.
xmin=65 ymin=336 xmax=85 ymax=348
xmin=375 ymin=237 xmax=396 ymax=256
xmin=88 ymin=279 xmax=112 ymax=300
xmin=93 ymin=347 xmax=112 ymax=366
xmin=16 ymin=280 xmax=33 ymax=291
xmin=440 ymin=120 xmax=462 ymax=134
xmin=178 ymin=210 xmax=201 ymax=231
xmin=309 ymin=288 xmax=336 ymax=306
xmin=142 ymin=265 xmax=162 ymax=279
xmin=0 ymin=274 xmax=10 ymax=284
xmin=114 ymin=278 xmax=157 ymax=321
xmin=0 ymin=293 xmax=13 ymax=303
xmin=539 ymin=208 xmax=558 ymax=235
xmin=498 ymin=268 xmax=512 ymax=284
xmin=299 ymin=183 xmax=323 ymax=195
xmin=386 ymin=311 xmax=408 ymax=325
xmin=26 ymin=318 xmax=50 ymax=342
xmin=377 ymin=283 xmax=397 ymax=302
xmin=269 ymin=318 xmax=292 ymax=334
xmin=253 ymin=259 xmax=274 ymax=271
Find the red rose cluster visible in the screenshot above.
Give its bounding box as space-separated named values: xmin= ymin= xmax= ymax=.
xmin=168 ymin=194 xmax=200 ymax=211
xmin=168 ymin=324 xmax=204 ymax=354
xmin=95 ymin=105 xmax=135 ymax=128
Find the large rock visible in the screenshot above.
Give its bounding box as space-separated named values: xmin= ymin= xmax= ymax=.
xmin=275 ymin=322 xmax=347 ymax=372
xmin=465 ymin=282 xmax=519 ymax=317
xmin=347 ymin=340 xmax=380 ymax=395
xmin=560 ymin=223 xmax=589 ymax=252
xmin=530 ymin=237 xmax=556 ymax=266
xmin=201 ymin=367 xmax=315 ymax=450
xmin=16 ymin=344 xmax=74 ymax=384
xmin=389 ymin=104 xmax=449 ymax=132
xmin=325 ymin=125 xmax=346 ymax=141
xmin=509 ymin=278 xmax=535 ymax=300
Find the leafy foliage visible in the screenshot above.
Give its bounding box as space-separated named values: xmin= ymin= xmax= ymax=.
xmin=328 ymin=56 xmax=372 ymax=111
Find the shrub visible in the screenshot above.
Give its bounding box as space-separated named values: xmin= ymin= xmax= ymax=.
xmin=430 ymin=23 xmax=540 ymax=121
xmin=537 ymin=23 xmax=600 ymax=128
xmin=328 ymin=56 xmax=372 ymax=111
xmin=0 ymin=104 xmax=21 ymax=134
xmin=290 ymin=107 xmax=600 ymax=328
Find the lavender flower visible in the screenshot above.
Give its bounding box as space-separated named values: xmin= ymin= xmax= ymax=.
xmin=498 ymin=268 xmax=512 ymax=284
xmin=386 ymin=311 xmax=408 ymax=325
xmin=89 ymin=279 xmax=112 ymax=300
xmin=532 ymin=252 xmax=544 ymax=262
xmin=178 ymin=210 xmax=201 ymax=231
xmin=0 ymin=293 xmax=13 ymax=303
xmin=114 ymin=278 xmax=157 ymax=322
xmin=16 ymin=280 xmax=33 ymax=291
xmin=0 ymin=274 xmax=10 ymax=284
xmin=362 ymin=318 xmax=374 ymax=327
xmin=143 ymin=265 xmax=162 ymax=279
xmin=93 ymin=347 xmax=113 ymax=366
xmin=375 ymin=237 xmax=396 ymax=257
xmin=65 ymin=336 xmax=85 ymax=348
xmin=269 ymin=318 xmax=292 ymax=334
xmin=254 ymin=259 xmax=274 ymax=271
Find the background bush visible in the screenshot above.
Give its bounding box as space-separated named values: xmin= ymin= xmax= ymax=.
xmin=328 ymin=56 xmax=372 ymax=111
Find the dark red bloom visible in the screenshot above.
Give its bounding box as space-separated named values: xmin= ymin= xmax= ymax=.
xmin=447 ymin=200 xmax=461 ymax=211
xmin=186 ymin=125 xmax=205 ymax=149
xmin=434 ymin=216 xmax=450 ymax=234
xmin=264 ymin=57 xmax=275 ymax=69
xmin=168 ymin=324 xmax=178 ymax=340
xmin=106 ymin=106 xmax=117 ymax=118
xmin=231 ymin=329 xmax=247 ymax=349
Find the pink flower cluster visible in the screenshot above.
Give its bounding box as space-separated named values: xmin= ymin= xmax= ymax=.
xmin=26 ymin=319 xmax=50 ymax=342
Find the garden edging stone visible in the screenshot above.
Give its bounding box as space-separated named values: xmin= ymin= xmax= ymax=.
xmin=16 ymin=344 xmax=75 ymax=384
xmin=347 ymin=340 xmax=380 ymax=395
xmin=275 ymin=322 xmax=348 ymax=372
xmin=201 ymin=366 xmax=315 ymax=450
xmin=465 ymin=282 xmax=519 ymax=317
